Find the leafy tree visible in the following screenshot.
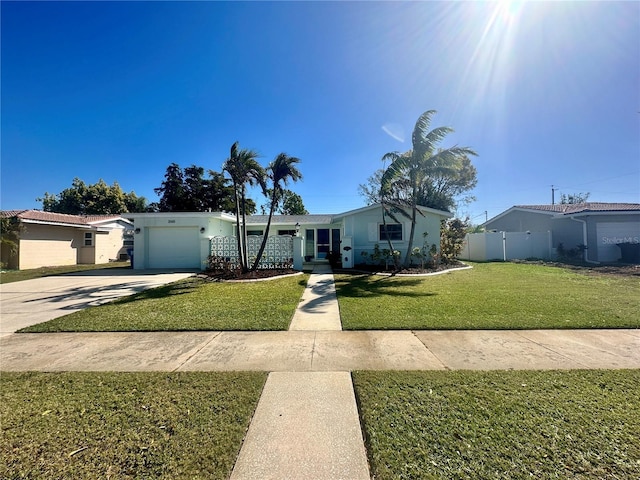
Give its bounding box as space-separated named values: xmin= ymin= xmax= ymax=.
xmin=359 ymin=154 xmax=477 ymax=212
xmin=153 ymin=164 xmax=253 ymax=214
xmin=38 ymin=178 xmax=147 ymax=214
xmin=223 ymin=142 xmax=266 ymax=273
xmin=561 ymin=192 xmax=590 ymax=204
xmin=260 ymin=189 xmax=308 ymax=215
xmin=252 ymin=153 xmax=303 ymax=270
xmin=380 ymin=110 xmax=477 ymax=266
xmin=280 ymin=190 xmax=308 ymax=215
xmin=154 ymin=163 xmax=185 ymax=212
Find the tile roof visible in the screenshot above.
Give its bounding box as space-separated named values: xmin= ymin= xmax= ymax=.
xmin=515 ymin=203 xmax=640 ymax=215
xmin=0 ymin=209 xmax=124 ymax=226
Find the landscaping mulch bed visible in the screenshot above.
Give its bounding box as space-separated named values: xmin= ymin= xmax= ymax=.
xmin=340 ymin=260 xmax=468 ymax=276
xmin=201 ymin=268 xmax=299 ymax=281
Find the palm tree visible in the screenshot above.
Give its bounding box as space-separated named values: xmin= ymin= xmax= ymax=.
xmin=251 ymin=153 xmax=303 ymax=271
xmin=222 ymin=142 xmax=266 ymax=272
xmin=381 ymin=110 xmax=477 ymax=267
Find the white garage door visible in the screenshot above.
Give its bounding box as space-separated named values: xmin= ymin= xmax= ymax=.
xmin=148 ymin=227 xmax=201 ymax=269
xmin=596 ymin=222 xmax=640 ymax=262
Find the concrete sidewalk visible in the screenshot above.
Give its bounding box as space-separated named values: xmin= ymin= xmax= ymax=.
xmin=2 ymin=329 xmax=639 ymax=372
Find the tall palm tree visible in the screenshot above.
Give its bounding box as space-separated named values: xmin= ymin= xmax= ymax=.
xmin=251 ymin=153 xmax=303 ymax=271
xmin=381 ymin=110 xmax=477 ymax=266
xmin=222 ymin=142 xmax=266 ymax=272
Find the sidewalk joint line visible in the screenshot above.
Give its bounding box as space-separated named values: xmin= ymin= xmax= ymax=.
xmin=172 ymin=331 xmax=222 ymax=372
xmin=411 ymin=330 xmax=450 ymax=370
xmin=310 ymin=331 xmax=318 ymax=370
xmin=513 ymin=331 xmax=591 ymax=369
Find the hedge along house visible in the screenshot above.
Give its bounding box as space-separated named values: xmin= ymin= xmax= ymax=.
xmin=126 ymin=204 xmax=452 ymax=271
xmin=477 ymin=203 xmax=640 ymax=263
xmin=0 ymin=210 xmax=133 ymax=270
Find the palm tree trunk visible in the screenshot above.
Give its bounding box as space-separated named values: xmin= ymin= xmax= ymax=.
xmin=233 ymin=186 xmax=245 ymax=271
xmin=240 ymin=185 xmax=250 ymax=272
xmin=403 ymin=182 xmax=419 ymax=267
xmin=380 ymin=203 xmax=400 ymax=269
xmin=251 ymin=192 xmax=278 ymax=271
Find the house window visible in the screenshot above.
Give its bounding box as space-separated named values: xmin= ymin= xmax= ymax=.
xmin=379 ymin=224 xmax=403 ymax=241
xmin=247 ymin=230 xmax=264 ymax=236
xmin=84 ymin=232 xmax=93 ymax=246
xmin=123 ymin=231 xmax=134 ymax=247
xmin=278 ymin=229 xmax=296 ymax=236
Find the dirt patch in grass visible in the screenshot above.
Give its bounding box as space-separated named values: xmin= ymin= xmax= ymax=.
xmin=513 ymin=260 xmax=640 ymax=278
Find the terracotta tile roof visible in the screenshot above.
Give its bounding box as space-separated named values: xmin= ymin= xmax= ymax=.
xmin=515 ymin=203 xmax=640 ymax=215
xmin=0 ymin=210 xmax=123 ymax=226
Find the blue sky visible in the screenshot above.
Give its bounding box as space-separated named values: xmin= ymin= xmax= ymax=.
xmin=2 ymin=1 xmax=639 ymax=223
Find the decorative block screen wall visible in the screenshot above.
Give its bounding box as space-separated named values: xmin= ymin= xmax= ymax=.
xmin=210 ymin=235 xmax=294 ymax=269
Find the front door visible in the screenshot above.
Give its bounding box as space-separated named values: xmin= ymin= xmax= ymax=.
xmin=317 ymin=228 xmax=330 ymax=259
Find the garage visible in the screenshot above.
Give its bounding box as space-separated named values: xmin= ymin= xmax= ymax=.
xmin=147 ymin=227 xmax=201 ymax=269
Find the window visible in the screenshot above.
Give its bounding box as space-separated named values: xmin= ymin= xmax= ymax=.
xmin=379 ymin=224 xmax=403 ymax=241
xmin=123 ymin=231 xmax=134 ymax=247
xmin=247 ymin=230 xmax=264 ymax=236
xmin=278 ymin=229 xmax=296 ymax=236
xmin=84 ymin=232 xmax=93 ymax=246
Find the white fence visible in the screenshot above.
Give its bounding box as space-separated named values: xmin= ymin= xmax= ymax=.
xmin=460 ymin=231 xmax=552 ymax=262
xmin=210 ymin=235 xmax=294 ymax=269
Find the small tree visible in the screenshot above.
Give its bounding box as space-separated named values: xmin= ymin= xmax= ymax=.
xmin=440 ymin=218 xmax=469 ymax=264
xmin=560 ymin=192 xmax=590 ymax=204
xmin=0 ymin=217 xmax=23 ymax=268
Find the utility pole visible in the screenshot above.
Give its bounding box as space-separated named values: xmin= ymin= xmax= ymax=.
xmin=551 ymin=185 xmax=559 ymax=205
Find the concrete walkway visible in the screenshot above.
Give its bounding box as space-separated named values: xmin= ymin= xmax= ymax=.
xmin=289 ymin=264 xmax=341 ymax=331
xmin=1 ymin=265 xmax=639 ymax=479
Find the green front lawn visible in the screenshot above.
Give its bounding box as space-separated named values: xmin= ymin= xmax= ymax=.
xmin=20 ymin=275 xmax=308 ymax=332
xmin=1 ymin=371 xmax=266 ymax=479
xmin=0 ymin=262 xmax=131 ymax=284
xmin=353 ymin=369 xmax=640 ymax=479
xmin=335 ymin=262 xmax=640 ymax=329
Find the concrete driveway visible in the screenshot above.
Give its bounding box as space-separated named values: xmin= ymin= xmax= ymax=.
xmin=0 ymin=269 xmax=195 ymax=337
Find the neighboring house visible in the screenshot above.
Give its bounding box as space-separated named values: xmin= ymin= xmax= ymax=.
xmin=0 ymin=210 xmax=133 ymax=270
xmin=126 ymin=204 xmax=452 ymax=270
xmin=476 ymin=203 xmax=640 ymax=263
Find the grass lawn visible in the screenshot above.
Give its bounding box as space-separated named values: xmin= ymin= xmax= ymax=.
xmin=0 ymin=262 xmax=131 ymax=284
xmin=335 ymin=262 xmax=640 ymax=329
xmin=1 ymin=371 xmax=266 ymax=479
xmin=353 ymin=369 xmax=640 ymax=479
xmin=19 ymin=274 xmax=308 ymax=332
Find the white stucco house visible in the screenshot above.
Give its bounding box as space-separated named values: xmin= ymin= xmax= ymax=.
xmin=126 ymin=204 xmax=452 ymax=270
xmin=468 ymin=203 xmax=640 ymax=263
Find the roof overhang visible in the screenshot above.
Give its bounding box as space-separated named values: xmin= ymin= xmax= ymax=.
xmin=20 ymin=218 xmax=93 ymax=229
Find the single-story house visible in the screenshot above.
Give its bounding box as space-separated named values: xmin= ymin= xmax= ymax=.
xmin=479 ymin=203 xmax=640 ymax=263
xmin=126 ymin=204 xmax=452 ymax=270
xmin=0 ymin=210 xmax=133 ymax=270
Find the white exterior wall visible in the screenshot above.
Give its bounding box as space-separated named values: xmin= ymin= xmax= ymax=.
xmin=343 ymin=206 xmax=446 ymax=265
xmin=130 ymin=213 xmax=235 ymax=270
